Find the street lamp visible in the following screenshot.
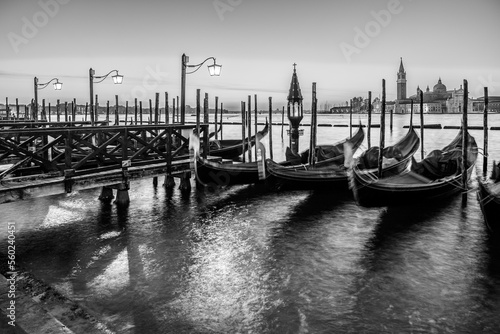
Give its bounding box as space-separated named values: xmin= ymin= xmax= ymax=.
xmin=34 ymin=77 xmax=63 ymax=120
xmin=89 ymin=68 xmax=123 ymax=125
xmin=180 ymin=53 xmax=221 ymax=124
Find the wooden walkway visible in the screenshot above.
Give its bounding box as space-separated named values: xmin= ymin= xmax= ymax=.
xmin=0 ymin=122 xmax=210 ymax=204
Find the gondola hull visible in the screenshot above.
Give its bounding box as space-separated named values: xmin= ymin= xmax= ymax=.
xmin=209 ymin=123 xmax=268 ymax=160
xmin=477 ymin=180 xmax=500 ymax=234
xmin=266 ymin=159 xmax=350 ymax=190
xmin=351 ymin=165 xmax=475 ymax=207
xmin=195 ymin=159 xmax=263 ymax=186
xmin=351 ymin=130 xmax=477 ymax=207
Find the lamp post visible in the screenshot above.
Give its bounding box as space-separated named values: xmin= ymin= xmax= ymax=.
xmin=180 ymin=53 xmax=221 ymax=124
xmin=34 ymin=77 xmax=62 ymax=120
xmin=89 ymin=68 xmax=123 ymax=125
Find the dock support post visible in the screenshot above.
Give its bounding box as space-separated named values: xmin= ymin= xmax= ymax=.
xmin=153 ymin=176 xmax=158 ymax=187
xmin=179 ymin=171 xmax=191 ymax=193
xmin=99 ymin=186 xmax=114 ymax=202
xmin=115 ymin=184 xmax=130 ymax=206
xmin=164 ymin=127 xmax=175 ymax=188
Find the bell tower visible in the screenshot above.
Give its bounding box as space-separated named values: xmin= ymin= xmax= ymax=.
xmin=397 ymin=57 xmax=407 ymax=100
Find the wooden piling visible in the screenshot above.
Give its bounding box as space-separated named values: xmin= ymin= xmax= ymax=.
xmin=367 ymin=91 xmax=372 ymax=148
xmin=72 ymin=98 xmax=76 ymax=122
xmin=281 ymin=106 xmax=285 ymax=140
xmin=42 ymin=99 xmax=46 ymax=121
xmin=247 ymin=95 xmax=252 ymax=162
xmin=309 ymin=83 xmax=317 ymax=166
xmin=390 ymin=102 xmax=393 ymax=132
xmin=254 ymin=94 xmax=258 ymax=159
xmin=196 ymin=89 xmax=201 ymax=136
xmin=241 ymin=101 xmax=246 ymax=162
xmin=95 ymin=94 xmax=99 ymax=123
xmin=220 ymin=102 xmax=224 ymax=140
xmin=149 ymin=99 xmax=153 ymax=124
xmin=419 ymin=88 xmax=424 ymax=160
xmin=462 ymin=79 xmax=469 ymax=205
xmin=15 ymin=98 xmax=20 ymax=120
xmin=483 ymin=87 xmax=489 ymax=177
xmin=214 ymin=96 xmax=219 ymax=140
xmin=84 ymin=103 xmax=88 ymax=122
xmin=106 ymin=101 xmax=110 ymax=122
xmin=349 ymin=99 xmax=353 ymax=138
xmin=203 ymin=93 xmax=209 ymax=159
xmin=378 ymin=79 xmax=386 ymax=178
xmin=410 ymin=99 xmax=414 ymax=129
xmin=140 ymin=101 xmax=143 ymax=124
xmin=155 ymin=93 xmax=160 ymax=124
xmin=172 ymin=98 xmax=175 ymax=125
xmin=125 ymin=101 xmax=129 ymax=125
xmin=176 ymin=96 xmax=180 ymax=123
xmin=115 ymin=95 xmax=119 ymax=126
xmin=57 ymin=99 xmax=60 ymax=122
xmin=269 ymin=97 xmax=274 ymax=160
xmin=99 ymin=186 xmax=114 ymax=202
xmin=134 ymin=98 xmax=138 ymax=125
xmin=165 ymin=92 xmax=169 ymax=125
xmin=64 ymin=101 xmax=68 ymax=122
xmin=164 ymin=127 xmax=175 ymax=188
xmin=48 ymin=103 xmax=51 ymax=122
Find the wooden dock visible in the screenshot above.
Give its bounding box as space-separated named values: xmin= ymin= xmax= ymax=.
xmin=0 ymin=122 xmax=210 ymax=205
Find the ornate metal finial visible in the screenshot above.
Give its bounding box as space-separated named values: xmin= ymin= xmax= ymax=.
xmin=293 ymin=63 xmax=297 ymax=71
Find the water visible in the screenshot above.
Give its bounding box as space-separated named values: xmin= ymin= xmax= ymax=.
xmin=1 ymin=114 xmax=500 ymax=333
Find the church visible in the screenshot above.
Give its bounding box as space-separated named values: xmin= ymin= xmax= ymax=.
xmin=395 ymin=58 xmax=472 ymax=114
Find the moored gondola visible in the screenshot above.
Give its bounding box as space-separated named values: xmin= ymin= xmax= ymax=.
xmin=208 ymin=122 xmax=268 ymax=159
xmin=351 ymin=129 xmax=477 ymax=207
xmin=477 ymin=161 xmax=500 ymax=234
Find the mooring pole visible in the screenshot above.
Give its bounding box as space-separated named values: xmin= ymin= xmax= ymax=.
xmin=462 ymin=79 xmax=469 ymax=205
xmin=220 ymin=102 xmax=224 ymax=141
xmin=410 ymin=99 xmax=414 ymax=129
xmin=203 ymin=92 xmax=209 ymax=159
xmin=115 ymin=95 xmax=119 ymax=126
xmin=378 ymin=79 xmax=386 ymax=178
xmin=165 ymin=92 xmax=169 ymax=125
xmin=125 ymin=101 xmax=129 ymax=125
xmin=281 ymin=106 xmax=284 ymax=141
xmin=309 ymin=83 xmax=317 ymax=166
xmin=247 ymin=95 xmax=252 ymax=162
xmin=269 ymin=97 xmax=274 ymax=160
xmin=419 ymin=88 xmax=424 ymax=160
xmin=214 ymin=96 xmax=219 ymax=140
xmin=483 ymin=87 xmax=489 ymax=177
xmin=390 ymin=101 xmax=393 ymax=132
xmin=254 ymin=94 xmax=258 ymax=159
xmin=149 ymin=99 xmax=153 ymax=124
xmin=349 ymin=99 xmax=353 ymax=138
xmin=367 ymin=91 xmax=372 ymax=148
xmin=241 ymin=101 xmax=246 ymax=162
xmin=134 ymin=98 xmax=138 ymax=125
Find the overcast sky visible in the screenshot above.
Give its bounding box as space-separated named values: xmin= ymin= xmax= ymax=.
xmin=1 ymin=0 xmax=500 ymax=110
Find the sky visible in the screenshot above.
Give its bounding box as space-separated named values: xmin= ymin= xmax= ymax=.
xmin=1 ymin=0 xmax=500 ymax=110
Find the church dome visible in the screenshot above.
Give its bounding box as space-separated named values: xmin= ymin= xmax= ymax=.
xmin=433 ymin=78 xmax=447 ymax=93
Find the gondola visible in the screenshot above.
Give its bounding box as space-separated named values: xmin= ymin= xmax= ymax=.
xmin=477 ymin=161 xmax=500 ymax=234
xmin=208 ymin=122 xmax=268 ymax=159
xmin=195 ymin=125 xmax=365 ymax=188
xmin=351 ymin=129 xmax=477 ymax=207
xmin=264 ymin=126 xmax=366 ymax=190
xmin=285 ymin=125 xmax=365 ymax=167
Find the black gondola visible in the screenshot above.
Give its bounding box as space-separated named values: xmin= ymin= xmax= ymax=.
xmin=208 ymin=122 xmax=268 ymax=160
xmin=477 ymin=161 xmax=500 ymax=234
xmin=264 ymin=126 xmax=366 ymax=190
xmin=351 ymin=130 xmax=477 ymax=207
xmin=196 ymin=125 xmax=365 ymax=188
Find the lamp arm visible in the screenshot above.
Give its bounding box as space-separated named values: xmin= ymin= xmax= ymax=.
xmin=93 ymin=70 xmax=119 ymax=83
xmin=37 ymin=78 xmax=60 ymax=90
xmin=185 ymin=57 xmax=217 ymax=75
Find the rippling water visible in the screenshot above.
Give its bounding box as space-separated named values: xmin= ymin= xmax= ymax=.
xmin=1 ymin=114 xmax=500 ymax=333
